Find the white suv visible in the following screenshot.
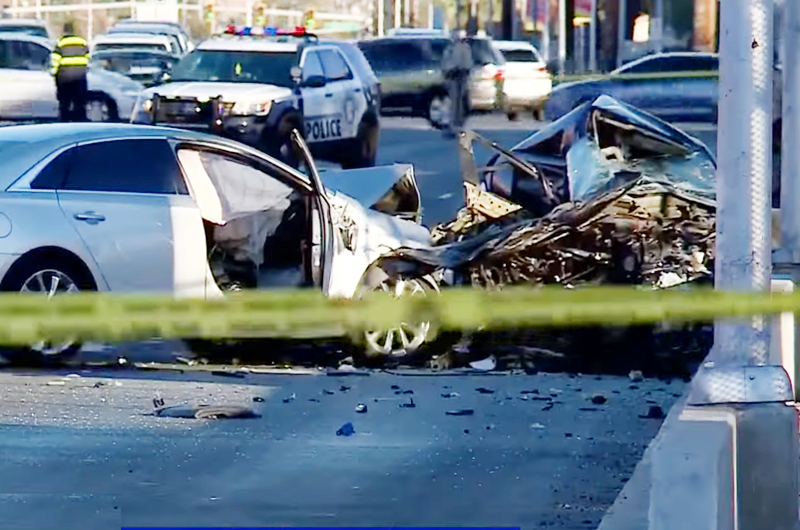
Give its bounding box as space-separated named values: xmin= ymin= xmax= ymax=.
xmin=131 ymin=25 xmax=381 ymax=169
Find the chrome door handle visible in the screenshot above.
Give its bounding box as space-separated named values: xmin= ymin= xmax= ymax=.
xmin=73 ymin=211 xmax=105 ymax=223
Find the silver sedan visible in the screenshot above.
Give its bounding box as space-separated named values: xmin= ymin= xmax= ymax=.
xmin=0 ymin=123 xmax=438 ymax=364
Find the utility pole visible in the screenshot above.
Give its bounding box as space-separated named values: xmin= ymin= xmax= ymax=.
xmin=558 ymin=0 xmax=566 ymax=74
xmin=377 ymin=0 xmax=384 ymax=35
xmin=589 ymin=0 xmax=597 ymax=71
xmin=616 ymin=0 xmax=626 ymax=68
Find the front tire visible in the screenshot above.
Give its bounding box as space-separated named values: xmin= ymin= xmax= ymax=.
xmin=86 ymin=93 xmax=119 ymax=122
xmin=427 ymin=92 xmax=451 ymax=130
xmin=0 ymin=257 xmax=95 ymax=366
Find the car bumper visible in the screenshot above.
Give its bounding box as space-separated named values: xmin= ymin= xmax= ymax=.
xmin=503 ymin=78 xmax=552 ymax=109
xmin=469 ymin=79 xmax=499 ymax=110
xmin=132 ymin=110 xmax=272 ymax=148
xmin=113 ymin=91 xmax=141 ymax=122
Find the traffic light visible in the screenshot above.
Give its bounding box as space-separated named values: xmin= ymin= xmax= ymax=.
xmin=303 ymin=8 xmax=315 ymax=30
xmin=204 ymin=0 xmax=215 ymax=23
xmin=254 ymin=2 xmax=267 ymax=26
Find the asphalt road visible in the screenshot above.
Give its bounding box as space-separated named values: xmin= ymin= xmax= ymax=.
xmin=0 ymin=367 xmax=684 ymax=529
xmin=0 ymin=114 xmax=708 ymax=529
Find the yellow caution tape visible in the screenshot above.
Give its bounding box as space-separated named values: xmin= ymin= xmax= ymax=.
xmin=552 ymin=69 xmax=719 ymax=85
xmin=0 ymin=285 xmax=795 ymax=345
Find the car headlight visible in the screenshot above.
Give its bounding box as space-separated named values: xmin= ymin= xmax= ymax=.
xmin=141 ymin=98 xmax=154 ymax=113
xmin=230 ymin=100 xmax=272 ymax=116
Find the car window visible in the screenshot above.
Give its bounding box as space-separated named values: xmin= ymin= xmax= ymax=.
xmin=335 ymin=42 xmax=375 ymax=81
xmin=358 ymin=40 xmax=426 ymax=72
xmin=171 ymin=49 xmax=297 ymax=86
xmin=95 ymin=42 xmax=168 ymax=53
xmin=0 ymin=25 xmax=48 ymax=39
xmin=25 ymin=41 xmax=49 ymax=70
xmin=301 ymin=50 xmax=324 ymax=81
xmin=0 ymin=39 xmax=36 ymax=69
xmin=61 ymin=139 xmax=187 ymax=194
xmin=499 ymin=48 xmax=542 ymax=63
xmin=319 ymin=49 xmax=352 ymax=82
xmin=176 ymin=148 xmax=296 ymax=226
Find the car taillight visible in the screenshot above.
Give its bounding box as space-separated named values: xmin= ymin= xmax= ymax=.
xmin=494 ymin=69 xmax=504 ymax=81
xmin=537 ymin=66 xmax=547 ymax=73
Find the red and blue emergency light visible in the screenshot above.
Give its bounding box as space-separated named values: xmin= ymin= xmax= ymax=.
xmin=223 ymin=24 xmax=308 ymax=37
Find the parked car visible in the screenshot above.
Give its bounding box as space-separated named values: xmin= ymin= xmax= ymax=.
xmin=0 ymin=18 xmax=49 ymax=40
xmin=92 ymin=32 xmax=180 ymax=56
xmin=357 ymin=32 xmax=506 ymax=128
xmin=0 ymin=33 xmax=143 ymax=122
xmin=492 ymin=39 xmax=551 ymax=120
xmin=90 ymin=48 xmax=176 ymax=87
xmin=543 ymin=52 xmax=719 ymax=123
xmin=108 ymin=20 xmax=192 ymax=56
xmin=0 ymin=123 xmax=439 ymax=364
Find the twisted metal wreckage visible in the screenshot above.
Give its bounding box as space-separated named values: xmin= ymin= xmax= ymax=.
xmin=380 ymin=95 xmax=717 ymax=371
xmin=388 ymin=95 xmax=717 ymax=292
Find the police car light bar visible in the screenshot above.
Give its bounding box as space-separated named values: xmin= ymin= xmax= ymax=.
xmin=223 ymin=25 xmax=308 ymax=37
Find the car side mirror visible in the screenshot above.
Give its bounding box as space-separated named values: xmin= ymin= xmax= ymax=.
xmin=290 ymin=65 xmax=302 ymax=80
xmin=302 ymin=75 xmax=327 ymax=88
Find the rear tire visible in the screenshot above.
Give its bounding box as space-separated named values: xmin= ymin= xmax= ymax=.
xmin=506 ymin=109 xmax=519 ymax=121
xmin=0 ymin=255 xmax=96 ymax=366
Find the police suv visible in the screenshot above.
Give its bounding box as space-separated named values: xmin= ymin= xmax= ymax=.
xmin=130 ymin=25 xmax=380 ymax=169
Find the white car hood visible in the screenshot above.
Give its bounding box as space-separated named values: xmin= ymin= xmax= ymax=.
xmin=142 ymin=81 xmax=293 ymax=101
xmin=319 ymin=164 xmax=423 ymax=223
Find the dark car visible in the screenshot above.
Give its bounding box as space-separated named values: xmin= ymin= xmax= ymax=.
xmin=357 ymin=32 xmax=505 ymax=128
xmin=543 ymin=52 xmax=719 ymax=123
xmin=109 ymin=21 xmax=192 ymax=56
xmin=90 ymin=48 xmax=177 ymax=87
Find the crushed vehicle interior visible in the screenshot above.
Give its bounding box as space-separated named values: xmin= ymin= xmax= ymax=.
xmin=176 ymin=143 xmax=322 ymax=293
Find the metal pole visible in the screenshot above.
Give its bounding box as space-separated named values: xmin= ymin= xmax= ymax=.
xmin=427 ymin=0 xmax=432 ymax=28
xmin=87 ymin=0 xmax=93 ymax=41
xmin=616 ymin=0 xmax=626 ymax=68
xmin=542 ymin=0 xmax=549 ymax=62
xmin=377 ymin=0 xmax=384 ymax=34
xmin=557 ymin=0 xmax=566 ymax=75
xmin=246 ymin=0 xmax=253 ymax=26
xmin=779 ymin=0 xmax=800 ymax=256
xmin=688 ymin=4 xmax=799 ymax=528
xmin=714 ymin=0 xmax=773 ymax=366
xmin=588 ymin=0 xmax=596 ymax=71
xmin=652 ymin=0 xmax=663 ymax=52
xmin=394 ymin=0 xmax=400 ymax=27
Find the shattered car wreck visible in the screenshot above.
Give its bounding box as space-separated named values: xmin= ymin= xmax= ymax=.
xmin=381 ymin=95 xmax=716 ymax=373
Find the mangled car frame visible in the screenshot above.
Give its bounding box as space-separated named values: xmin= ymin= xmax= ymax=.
xmin=386 ymin=95 xmax=716 ymax=292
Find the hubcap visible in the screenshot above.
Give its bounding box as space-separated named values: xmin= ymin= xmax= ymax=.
xmin=86 ymin=100 xmax=109 ymax=122
xmin=429 ymin=95 xmax=452 ymax=128
xmin=363 ymin=278 xmax=431 ymax=357
xmin=21 ymin=269 xmax=80 ymax=356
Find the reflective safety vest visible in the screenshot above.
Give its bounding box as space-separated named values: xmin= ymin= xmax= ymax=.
xmin=51 ymin=35 xmax=89 ymax=81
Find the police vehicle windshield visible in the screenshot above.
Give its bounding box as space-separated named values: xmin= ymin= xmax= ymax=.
xmin=170 ymin=49 xmax=296 ymax=86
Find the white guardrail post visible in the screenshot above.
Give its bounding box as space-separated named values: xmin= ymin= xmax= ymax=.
xmin=655 ymin=0 xmax=800 ymax=528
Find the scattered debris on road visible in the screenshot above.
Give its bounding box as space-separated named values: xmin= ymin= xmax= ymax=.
xmin=640 ymin=405 xmax=666 ymax=419
xmin=591 ymin=394 xmax=607 ymax=405
xmin=399 ymin=398 xmax=416 ymax=408
xmin=336 ymin=422 xmax=355 ymax=436
xmin=446 ymin=409 xmax=475 ymax=416
xmin=355 ymin=403 xmax=368 ymax=413
xmin=150 ymin=404 xmax=260 ymax=419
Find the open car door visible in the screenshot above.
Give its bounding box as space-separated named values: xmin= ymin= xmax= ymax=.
xmin=290 ymin=129 xmax=351 ymax=298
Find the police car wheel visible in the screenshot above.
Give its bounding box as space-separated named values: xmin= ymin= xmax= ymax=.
xmin=341 ymin=123 xmax=378 ymax=169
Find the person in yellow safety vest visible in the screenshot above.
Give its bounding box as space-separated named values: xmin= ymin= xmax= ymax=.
xmin=50 ymin=22 xmax=90 ymax=122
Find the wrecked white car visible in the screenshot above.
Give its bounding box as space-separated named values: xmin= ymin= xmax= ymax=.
xmin=0 ymin=123 xmax=437 ymax=364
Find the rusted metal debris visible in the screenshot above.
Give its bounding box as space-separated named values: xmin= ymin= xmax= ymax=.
xmin=432 ymin=178 xmax=714 ymax=290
